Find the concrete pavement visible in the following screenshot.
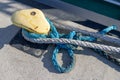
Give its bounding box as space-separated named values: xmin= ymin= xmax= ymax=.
xmin=0 ymin=0 xmax=120 ymax=80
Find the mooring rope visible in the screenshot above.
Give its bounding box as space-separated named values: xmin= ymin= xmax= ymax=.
xmin=22 ymin=36 xmax=120 ymax=54
xmin=22 ymin=18 xmax=120 ymax=73
xmin=53 ymin=20 xmax=120 ymax=46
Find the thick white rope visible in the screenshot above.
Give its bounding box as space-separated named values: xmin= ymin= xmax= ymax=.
xmin=22 ymin=31 xmax=120 ymax=54
xmin=45 ymin=14 xmax=120 ymax=46
xmin=53 ymin=21 xmax=120 ymax=46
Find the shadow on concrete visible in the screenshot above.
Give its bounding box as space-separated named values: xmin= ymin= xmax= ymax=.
xmin=41 ymin=45 xmax=60 ymax=73
xmin=0 ymin=25 xmax=19 ymax=49
xmin=0 ymin=24 xmax=48 ymax=57
xmin=0 ymin=0 xmax=53 ymax=16
xmin=74 ymin=20 xmax=120 ymax=38
xmin=0 ymin=1 xmax=17 ymax=15
xmin=14 ymin=0 xmax=54 ymax=10
xmin=10 ymin=29 xmax=49 ymax=58
xmin=76 ymin=48 xmax=120 ymax=72
xmin=42 ymin=45 xmax=73 ymax=73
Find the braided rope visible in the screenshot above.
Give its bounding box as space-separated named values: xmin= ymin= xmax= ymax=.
xmin=22 ymin=34 xmax=120 ymax=54
xmin=45 ymin=14 xmax=120 ymax=45
xmin=52 ymin=44 xmax=75 ymax=73
xmin=53 ymin=20 xmax=120 ymax=46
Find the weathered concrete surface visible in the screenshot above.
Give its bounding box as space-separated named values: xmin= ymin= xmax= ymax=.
xmin=0 ymin=0 xmax=120 ymax=80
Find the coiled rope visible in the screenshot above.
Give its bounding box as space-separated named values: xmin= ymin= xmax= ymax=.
xmin=22 ymin=18 xmax=120 ymax=73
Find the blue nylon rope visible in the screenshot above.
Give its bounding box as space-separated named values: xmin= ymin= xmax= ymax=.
xmin=22 ymin=18 xmax=116 ymax=73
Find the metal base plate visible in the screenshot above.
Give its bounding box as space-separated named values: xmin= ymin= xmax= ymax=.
xmin=10 ymin=29 xmax=49 ymax=58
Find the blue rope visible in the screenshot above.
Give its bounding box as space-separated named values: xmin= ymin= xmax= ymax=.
xmin=22 ymin=18 xmax=116 ymax=73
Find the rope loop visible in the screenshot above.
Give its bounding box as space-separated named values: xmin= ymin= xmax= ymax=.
xmin=51 ymin=28 xmax=76 ymax=73
xmin=52 ymin=44 xmax=75 ymax=73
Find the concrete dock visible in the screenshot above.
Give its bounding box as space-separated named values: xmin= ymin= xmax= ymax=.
xmin=0 ymin=0 xmax=120 ymax=80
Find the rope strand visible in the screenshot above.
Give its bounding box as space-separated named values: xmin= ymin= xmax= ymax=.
xmin=53 ymin=21 xmax=120 ymax=46
xmin=22 ymin=34 xmax=120 ymax=54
